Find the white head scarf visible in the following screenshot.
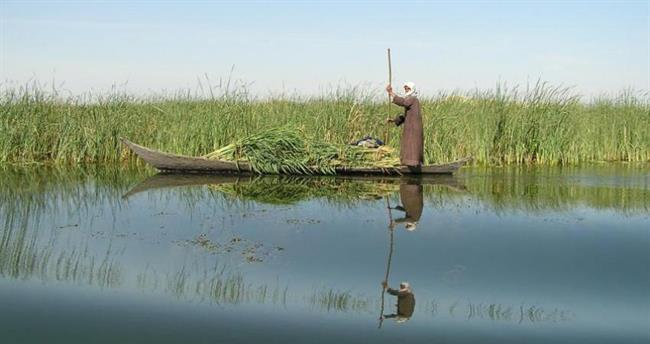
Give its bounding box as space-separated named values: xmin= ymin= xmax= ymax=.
xmin=403 ymin=81 xmax=417 ymax=97
xmin=399 ymin=282 xmax=411 ymax=292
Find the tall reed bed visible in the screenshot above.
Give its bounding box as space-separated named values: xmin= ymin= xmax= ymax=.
xmin=1 ymin=83 xmax=647 ymax=165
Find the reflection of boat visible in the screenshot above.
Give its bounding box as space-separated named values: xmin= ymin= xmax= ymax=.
xmin=123 ymin=174 xmax=243 ymax=198
xmin=122 ymin=173 xmax=467 ymax=199
xmin=121 ymin=138 xmax=471 ymax=175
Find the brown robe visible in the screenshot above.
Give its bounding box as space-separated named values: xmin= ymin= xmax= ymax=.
xmin=392 ymin=95 xmax=424 ymax=166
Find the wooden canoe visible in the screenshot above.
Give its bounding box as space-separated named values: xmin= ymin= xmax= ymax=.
xmin=121 ymin=138 xmax=472 ymax=175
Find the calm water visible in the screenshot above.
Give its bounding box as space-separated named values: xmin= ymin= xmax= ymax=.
xmin=0 ymin=165 xmax=648 ymax=343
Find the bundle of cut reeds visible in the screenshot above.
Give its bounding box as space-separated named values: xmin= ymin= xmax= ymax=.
xmin=203 ymin=126 xmax=399 ymax=174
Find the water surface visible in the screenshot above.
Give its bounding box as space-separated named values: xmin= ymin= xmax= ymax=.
xmin=1 ymin=165 xmax=648 ymax=343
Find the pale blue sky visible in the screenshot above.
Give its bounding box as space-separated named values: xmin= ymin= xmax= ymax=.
xmin=1 ymin=0 xmax=649 ymax=98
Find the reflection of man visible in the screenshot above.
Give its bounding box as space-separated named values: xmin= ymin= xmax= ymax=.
xmin=381 ymin=281 xmax=416 ymax=322
xmin=391 ymin=181 xmax=423 ymax=231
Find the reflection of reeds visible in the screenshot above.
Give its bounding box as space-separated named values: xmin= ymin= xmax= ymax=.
xmin=425 ymin=166 xmax=649 ymax=214
xmin=430 ymin=299 xmax=575 ymax=324
xmin=0 ymin=165 xmax=146 ymax=289
xmin=0 ymin=215 xmax=288 ymax=305
xmin=204 ymin=172 xmax=648 ymax=213
xmin=0 ymin=164 xmax=639 ymax=324
xmin=0 ymin=195 xmax=122 ymax=288
xmin=466 ymin=165 xmax=650 ymax=213
xmin=147 ymin=263 xmax=290 ymax=306
xmin=2 ymin=164 xmax=646 ymax=220
xmin=0 ymin=188 xmax=288 ymax=305
xmin=518 ymin=304 xmax=575 ymax=324
xmin=308 ymin=288 xmax=375 ymax=313
xmin=210 ymin=177 xmax=396 ymax=205
xmin=1 ymin=215 xmax=578 ymax=323
xmin=0 ymin=164 xmax=150 ymax=223
xmin=467 ymin=302 xmax=513 ymax=321
xmin=0 ymin=226 xmax=123 ymax=289
xmin=57 ymin=249 xmax=123 ymax=288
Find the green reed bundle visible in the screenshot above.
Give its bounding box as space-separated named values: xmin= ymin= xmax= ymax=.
xmin=203 ymin=126 xmax=399 ymax=174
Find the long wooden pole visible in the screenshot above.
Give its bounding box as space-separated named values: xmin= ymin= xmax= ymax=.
xmin=385 ymin=48 xmax=392 ymax=145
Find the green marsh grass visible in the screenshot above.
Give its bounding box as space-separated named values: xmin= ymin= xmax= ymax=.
xmin=1 ymin=82 xmax=648 ymax=165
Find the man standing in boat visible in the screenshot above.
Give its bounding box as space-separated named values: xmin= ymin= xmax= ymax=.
xmin=386 ymin=82 xmax=424 ymax=170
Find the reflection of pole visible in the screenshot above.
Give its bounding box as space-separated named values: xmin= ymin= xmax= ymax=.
xmin=378 ymin=196 xmax=395 ymax=328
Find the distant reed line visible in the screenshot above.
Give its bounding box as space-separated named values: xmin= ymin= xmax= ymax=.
xmin=1 ymin=82 xmax=648 ymax=165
